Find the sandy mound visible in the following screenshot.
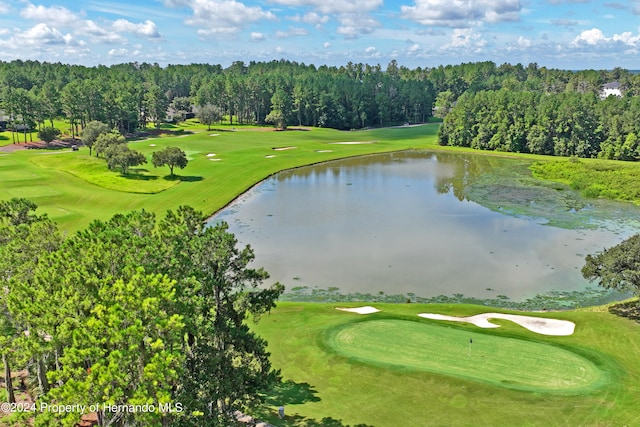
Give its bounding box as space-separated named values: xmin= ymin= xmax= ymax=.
xmin=336 ymin=306 xmax=381 ymax=315
xmin=418 ymin=312 xmax=575 ymax=336
xmin=273 ymin=146 xmax=297 ymax=151
xmin=265 ymin=155 xmax=276 ymax=158
xmin=206 ymin=153 xmax=216 ymax=157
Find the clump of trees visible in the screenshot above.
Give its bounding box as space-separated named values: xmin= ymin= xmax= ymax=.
xmin=0 ymin=198 xmax=284 ymax=426
xmin=152 ymin=146 xmax=188 ymax=177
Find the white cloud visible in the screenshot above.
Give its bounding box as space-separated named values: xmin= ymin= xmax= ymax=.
xmin=0 ymin=23 xmax=76 ymax=50
xmin=165 ymin=0 xmax=275 ymax=35
xmin=112 ymin=19 xmax=162 ymax=39
xmin=517 ymin=36 xmax=531 ymax=47
xmin=270 ymin=0 xmax=382 ymax=15
xmin=274 ymin=0 xmax=382 ymax=37
xmin=445 ymin=28 xmax=487 ymax=49
xmin=250 ymin=32 xmax=265 ymax=41
xmin=407 ymin=43 xmax=420 ymax=53
xmin=108 ymin=48 xmax=130 ymax=57
xmin=401 ymin=0 xmax=521 ymax=28
xmin=365 ymin=46 xmax=376 ymax=53
xmin=336 ymin=13 xmax=380 ymax=39
xmin=78 ymin=20 xmax=126 ymax=43
xmin=0 ymin=2 xmax=10 ymax=15
xmin=323 ymin=41 xmax=330 ymax=48
xmin=569 ymin=27 xmax=640 ymax=56
xmin=571 ymin=28 xmax=606 ymax=45
xmin=20 ymin=3 xmax=81 ymax=27
xmin=290 ymin=12 xmax=330 ymax=27
xmin=275 ymin=27 xmax=308 ymax=38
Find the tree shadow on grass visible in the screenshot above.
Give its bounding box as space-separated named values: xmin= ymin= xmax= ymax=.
xmin=122 ymin=170 xmax=158 ymax=180
xmin=162 ymin=175 xmax=204 ymax=182
xmin=257 ymin=380 xmax=374 ymax=427
xmin=263 ymin=412 xmax=374 ymax=427
xmin=264 ymin=380 xmax=321 ymax=406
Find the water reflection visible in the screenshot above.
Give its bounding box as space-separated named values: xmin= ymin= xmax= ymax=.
xmin=211 ymin=151 xmax=640 ymax=300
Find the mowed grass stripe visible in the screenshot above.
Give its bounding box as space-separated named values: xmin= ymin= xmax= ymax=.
xmin=328 ymin=319 xmax=606 ymax=393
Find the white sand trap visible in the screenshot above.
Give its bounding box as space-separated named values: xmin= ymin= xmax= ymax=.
xmin=209 ymin=134 xmax=220 ymax=136
xmin=418 ymin=312 xmax=575 ymax=336
xmin=273 ymin=146 xmax=297 ymax=151
xmin=209 ymin=158 xmax=221 ymax=161
xmin=149 ymin=144 xmax=156 ymax=146
xmin=315 ymin=149 xmax=333 ymax=153
xmin=336 ymin=306 xmax=381 ymax=315
xmin=329 ymin=141 xmax=376 ymax=145
xmin=265 ymin=155 xmax=276 ymax=158
xmin=206 ymin=153 xmax=216 ymax=157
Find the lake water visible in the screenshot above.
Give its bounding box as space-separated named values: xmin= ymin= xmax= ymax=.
xmin=210 ymin=151 xmax=640 ymax=300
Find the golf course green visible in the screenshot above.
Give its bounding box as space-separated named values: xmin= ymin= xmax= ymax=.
xmin=250 ymin=302 xmax=640 ymax=426
xmin=328 ymin=319 xmax=605 ymax=393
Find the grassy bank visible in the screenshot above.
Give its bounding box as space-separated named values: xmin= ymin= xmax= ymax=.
xmin=250 ymin=302 xmax=640 ymax=427
xmin=531 ymin=157 xmax=640 ymax=203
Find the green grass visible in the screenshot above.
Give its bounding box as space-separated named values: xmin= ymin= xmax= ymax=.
xmin=531 ymin=158 xmax=640 ymax=203
xmin=328 ymin=319 xmax=605 ymax=393
xmin=250 ymin=302 xmax=640 ymax=426
xmin=28 ymin=152 xmax=180 ymax=194
xmin=0 ymin=123 xmax=442 ymax=233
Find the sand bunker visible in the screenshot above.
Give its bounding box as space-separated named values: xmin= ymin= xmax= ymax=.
xmin=316 ymin=149 xmax=333 ymax=153
xmin=209 ymin=158 xmax=221 ymax=161
xmin=209 ymin=133 xmax=219 ymax=136
xmin=329 ymin=141 xmax=376 ymax=145
xmin=336 ymin=306 xmax=381 ymax=315
xmin=149 ymin=144 xmax=156 ymax=146
xmin=206 ymin=153 xmax=216 ymax=157
xmin=272 ymin=146 xmax=297 ymax=151
xmin=418 ymin=312 xmax=575 ymax=336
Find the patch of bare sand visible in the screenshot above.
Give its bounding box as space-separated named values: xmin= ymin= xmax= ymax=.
xmin=418 ymin=312 xmax=575 ymax=336
xmin=335 ymin=306 xmax=381 ymax=315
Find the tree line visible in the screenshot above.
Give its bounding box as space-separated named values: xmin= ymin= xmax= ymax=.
xmin=437 ymin=75 xmax=640 ymax=160
xmin=2 ymin=59 xmax=640 ymax=153
xmin=0 ymin=198 xmax=283 ymax=426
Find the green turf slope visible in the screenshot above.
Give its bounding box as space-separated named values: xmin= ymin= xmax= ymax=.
xmin=328 ymin=319 xmax=606 ymax=393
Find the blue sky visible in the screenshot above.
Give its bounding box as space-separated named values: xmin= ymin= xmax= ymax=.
xmin=0 ymin=0 xmax=638 ymax=69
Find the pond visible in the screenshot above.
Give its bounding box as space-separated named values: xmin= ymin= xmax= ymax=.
xmin=210 ymin=151 xmax=640 ymax=301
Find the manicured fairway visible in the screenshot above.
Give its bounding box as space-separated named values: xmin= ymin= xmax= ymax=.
xmin=328 ymin=319 xmax=605 ymax=393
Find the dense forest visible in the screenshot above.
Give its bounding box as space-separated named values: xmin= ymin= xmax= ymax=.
xmin=2 ymin=60 xmax=639 ymax=151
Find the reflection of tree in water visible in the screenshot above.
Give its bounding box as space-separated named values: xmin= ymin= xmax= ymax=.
xmin=433 ymin=152 xmax=503 ymax=201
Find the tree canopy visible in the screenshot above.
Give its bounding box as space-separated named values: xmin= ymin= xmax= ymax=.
xmin=582 ymin=234 xmax=640 ymax=293
xmin=152 ymin=146 xmax=188 ymax=177
xmin=0 ymin=199 xmax=283 ymax=426
xmin=105 ymin=144 xmax=146 ymax=174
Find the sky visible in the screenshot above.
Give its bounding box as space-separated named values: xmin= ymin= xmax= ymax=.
xmin=0 ymin=0 xmax=639 ymax=70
